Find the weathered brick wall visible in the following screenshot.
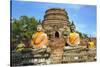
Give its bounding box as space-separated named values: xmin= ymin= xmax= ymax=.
xmin=49 ymin=38 xmax=65 ymax=64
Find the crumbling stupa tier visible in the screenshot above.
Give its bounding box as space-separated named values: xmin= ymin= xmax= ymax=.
xmin=43 ymin=20 xmax=68 ymax=26
xmin=43 ymin=8 xmax=69 ymax=24
xmin=42 ymin=8 xmax=70 ymax=38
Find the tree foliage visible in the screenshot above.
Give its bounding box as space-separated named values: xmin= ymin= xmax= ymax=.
xmin=11 ymin=16 xmax=39 ymax=50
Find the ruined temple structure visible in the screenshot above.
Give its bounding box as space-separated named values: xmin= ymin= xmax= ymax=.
xmin=42 ymin=8 xmax=72 ymax=64
xmin=42 ymin=8 xmax=71 ymax=39
xmin=11 ymin=8 xmax=96 ymax=66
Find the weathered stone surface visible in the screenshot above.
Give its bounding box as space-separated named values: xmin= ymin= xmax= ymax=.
xmin=11 ymin=48 xmax=50 ymax=66
xmin=49 ymin=38 xmax=65 ymax=64
xmin=11 ymin=47 xmax=96 ymax=66
xmin=62 ymin=47 xmax=96 ymax=63
xmin=42 ymin=8 xmax=70 ymax=39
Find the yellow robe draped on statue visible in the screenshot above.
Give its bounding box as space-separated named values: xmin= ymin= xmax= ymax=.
xmin=31 ymin=32 xmax=48 ymax=48
xmin=68 ymin=32 xmax=80 ymax=46
xmin=88 ymin=41 xmax=95 ymax=48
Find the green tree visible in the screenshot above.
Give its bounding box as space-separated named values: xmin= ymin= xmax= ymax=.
xmin=11 ymin=16 xmax=39 ymax=50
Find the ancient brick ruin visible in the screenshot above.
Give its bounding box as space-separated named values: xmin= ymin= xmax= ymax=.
xmin=42 ymin=8 xmax=71 ymax=39
xmin=11 ymin=8 xmax=96 ymax=66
